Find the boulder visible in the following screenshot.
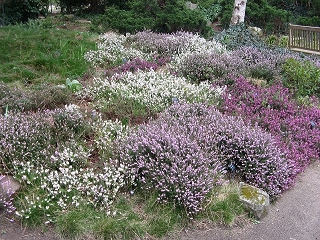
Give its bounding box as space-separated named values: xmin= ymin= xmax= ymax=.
xmin=248 ymin=26 xmax=263 ymax=37
xmin=0 ymin=175 xmax=20 ymax=207
xmin=239 ymin=182 xmax=270 ymax=219
xmin=185 ymin=1 xmax=198 ymax=10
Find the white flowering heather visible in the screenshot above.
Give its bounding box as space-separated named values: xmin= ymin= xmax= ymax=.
xmin=17 ymin=143 xmax=125 ymax=222
xmin=92 ymin=113 xmax=128 ymax=159
xmin=126 ymin=30 xmax=225 ymax=56
xmin=1 ymin=105 xmax=127 ymax=221
xmin=47 ymin=144 xmax=124 ymax=209
xmin=84 ymin=32 xmax=148 ymax=67
xmin=81 ymin=70 xmax=225 ymax=112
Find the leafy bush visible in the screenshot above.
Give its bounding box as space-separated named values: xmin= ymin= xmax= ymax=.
xmin=282 ymin=58 xmax=320 ymax=98
xmin=295 ymin=16 xmax=320 ymax=27
xmin=198 ymin=3 xmax=222 ymax=22
xmin=153 ymin=3 xmax=211 ymax=36
xmin=90 ymin=7 xmax=154 ymax=34
xmin=246 ymin=1 xmax=292 ymax=34
xmin=214 ymin=23 xmax=266 ymax=50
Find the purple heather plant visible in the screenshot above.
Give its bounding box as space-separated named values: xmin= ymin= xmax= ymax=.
xmin=118 ymin=106 xmax=223 ymax=216
xmin=164 ymin=103 xmax=294 ymax=199
xmin=173 ymin=45 xmax=320 ymax=86
xmin=220 ymin=76 xmax=320 ymax=175
xmin=126 ymin=30 xmax=195 ymax=55
xmin=105 ymin=58 xmax=159 ymax=76
xmin=171 ymin=51 xmax=245 ymax=84
xmin=117 ymin=103 xmax=293 ymax=215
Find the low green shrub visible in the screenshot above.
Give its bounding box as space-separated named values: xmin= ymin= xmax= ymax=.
xmin=282 ymin=58 xmax=320 ymax=98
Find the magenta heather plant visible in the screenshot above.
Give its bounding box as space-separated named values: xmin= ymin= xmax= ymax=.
xmin=118 ymin=103 xmax=293 ymax=213
xmin=220 ymin=76 xmax=320 ymax=174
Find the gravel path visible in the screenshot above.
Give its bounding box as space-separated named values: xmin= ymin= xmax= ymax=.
xmin=180 ymin=161 xmax=320 ymax=240
xmin=1 ymin=161 xmax=319 ymax=240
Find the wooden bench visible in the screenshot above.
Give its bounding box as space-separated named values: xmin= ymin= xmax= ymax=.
xmin=289 ymin=24 xmax=320 ymax=55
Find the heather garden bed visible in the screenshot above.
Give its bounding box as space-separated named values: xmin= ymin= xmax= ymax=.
xmin=0 ymin=23 xmax=319 ymax=239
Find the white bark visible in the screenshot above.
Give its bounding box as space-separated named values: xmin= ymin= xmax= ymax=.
xmin=230 ymin=0 xmax=247 ymax=25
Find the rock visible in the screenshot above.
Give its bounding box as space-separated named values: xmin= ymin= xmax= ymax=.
xmin=0 ymin=175 xmax=20 ymax=207
xmin=248 ymin=26 xmax=263 ymax=37
xmin=75 ymin=19 xmax=92 ymax=24
xmin=239 ymin=182 xmax=270 ymax=219
xmin=185 ymin=1 xmax=198 ymax=10
xmin=64 ymin=14 xmax=74 ymax=20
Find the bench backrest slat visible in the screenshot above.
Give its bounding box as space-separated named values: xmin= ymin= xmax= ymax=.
xmin=289 ymin=24 xmax=320 ymax=54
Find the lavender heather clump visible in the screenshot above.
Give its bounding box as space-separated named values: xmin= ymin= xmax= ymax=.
xmin=221 ymin=76 xmax=320 ymax=174
xmin=170 ymin=51 xmax=245 ymax=83
xmin=118 ymin=111 xmax=223 ymax=217
xmin=126 ymin=30 xmax=225 ymax=56
xmin=165 ymin=103 xmax=294 ymax=199
xmin=105 ymin=58 xmax=159 ymax=76
xmin=0 ymin=111 xmax=53 ymax=175
xmin=118 ymin=103 xmax=293 ymax=214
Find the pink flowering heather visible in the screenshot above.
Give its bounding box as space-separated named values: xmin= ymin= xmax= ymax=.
xmin=118 ymin=103 xmax=293 ymax=215
xmin=105 ymin=57 xmax=160 ymax=76
xmin=118 ymin=106 xmax=223 ymax=217
xmin=220 ymin=76 xmax=320 ymax=175
xmin=165 ymin=103 xmax=294 ymax=199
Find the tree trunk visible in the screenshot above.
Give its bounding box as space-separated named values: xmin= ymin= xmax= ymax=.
xmin=230 ymin=0 xmax=247 ymax=25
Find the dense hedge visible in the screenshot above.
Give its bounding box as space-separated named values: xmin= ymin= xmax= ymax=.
xmin=90 ymin=1 xmax=212 ymax=36
xmin=1 ymin=0 xmax=48 ymax=24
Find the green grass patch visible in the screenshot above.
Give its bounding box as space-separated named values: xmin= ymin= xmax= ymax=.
xmin=198 ymin=182 xmax=245 ymax=226
xmin=0 ymin=23 xmax=97 ymax=85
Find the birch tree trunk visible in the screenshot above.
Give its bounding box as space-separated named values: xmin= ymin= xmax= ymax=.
xmin=230 ymin=0 xmax=247 ymax=25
